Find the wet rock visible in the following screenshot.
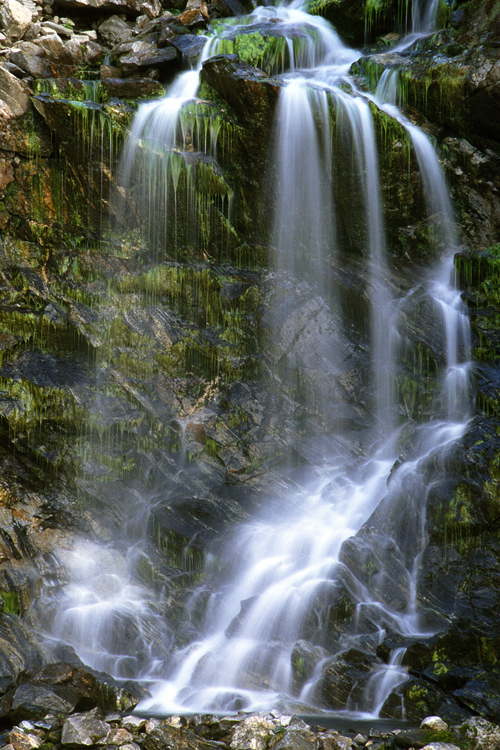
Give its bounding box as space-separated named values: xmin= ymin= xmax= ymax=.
xmin=291 ymin=640 xmax=330 ymax=692
xmin=453 ymin=674 xmax=500 ymax=724
xmin=101 ymin=76 xmax=164 ymax=99
xmin=0 ymin=614 xmax=55 ymax=698
xmin=308 ymin=0 xmax=399 ymax=45
xmin=201 ymin=53 xmax=281 ymax=124
xmin=169 ymin=33 xmax=208 ymax=67
xmin=340 ymin=530 xmax=410 ymax=613
xmin=317 ymin=649 xmax=381 ymax=710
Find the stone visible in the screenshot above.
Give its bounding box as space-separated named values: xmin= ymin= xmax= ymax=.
xmin=41 ymin=20 xmax=73 ymax=36
xmin=117 ymin=40 xmax=178 ymax=74
xmin=421 ymin=717 xmax=449 ymax=733
xmin=6 ymin=732 xmax=42 ymax=750
xmin=0 ymin=0 xmax=32 ymax=40
xmin=0 ymin=66 xmax=30 ymax=115
xmin=144 ymin=723 xmax=222 ymax=750
xmin=1 ymin=683 xmax=75 ymax=723
xmin=8 ymin=49 xmax=52 ymax=77
xmin=394 ymin=728 xmax=431 ymax=748
xmin=457 ymin=717 xmax=500 ymax=750
xmin=35 ymin=33 xmax=75 ymax=63
xmin=0 ymin=614 xmax=55 ymax=697
xmin=24 ymin=22 xmax=41 ymax=39
xmin=122 ymin=716 xmax=146 ymax=731
xmin=52 ymin=0 xmax=161 ymax=19
xmin=61 ymin=711 xmax=111 ymax=746
xmin=273 ymin=730 xmax=317 ymax=750
xmin=168 ymin=33 xmax=207 ymax=67
xmin=201 ymin=53 xmax=281 ymax=124
xmin=98 ymin=15 xmax=134 ymax=45
xmin=100 ymin=77 xmax=163 ymax=99
xmin=420 ymin=745 xmax=461 ymax=750
xmin=230 ymin=716 xmax=275 ymax=750
xmin=106 ymin=727 xmax=134 ymax=745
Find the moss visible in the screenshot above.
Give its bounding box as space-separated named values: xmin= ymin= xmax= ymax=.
xmin=444 ymin=484 xmax=474 ymax=526
xmin=33 ymin=78 xmax=103 ymax=104
xmin=154 ymin=522 xmax=205 ymax=576
xmin=425 ymin=729 xmax=466 ymax=748
xmin=406 ymin=683 xmax=428 ymax=712
xmin=0 ymin=589 xmax=21 ymax=614
xmin=212 ymin=32 xmax=288 ymax=76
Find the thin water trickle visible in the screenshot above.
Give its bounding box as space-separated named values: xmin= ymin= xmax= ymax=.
xmin=49 ymin=0 xmax=472 ymax=720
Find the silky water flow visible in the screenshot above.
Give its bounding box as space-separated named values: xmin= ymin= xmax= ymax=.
xmin=46 ymin=0 xmax=472 ymax=719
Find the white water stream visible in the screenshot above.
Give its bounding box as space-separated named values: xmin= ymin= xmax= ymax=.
xmin=49 ymin=0 xmax=472 ymax=720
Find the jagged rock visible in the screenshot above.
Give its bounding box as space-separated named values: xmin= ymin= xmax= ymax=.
xmin=458 ymin=717 xmax=500 ymax=750
xmin=308 ymin=0 xmax=400 ymax=45
xmin=177 ymin=6 xmax=209 ymax=28
xmin=8 ymin=49 xmax=53 ymax=77
xmin=53 ymin=0 xmax=161 ymax=18
xmin=117 ymin=40 xmax=178 ymax=74
xmin=201 ymin=53 xmax=281 ymax=123
xmin=168 ymin=33 xmax=208 ymax=67
xmin=317 ymin=649 xmax=381 ymax=710
xmin=0 ymin=683 xmax=76 ymax=722
xmin=61 ymin=709 xmax=111 ymax=746
xmin=229 ymin=716 xmax=275 ymax=750
xmin=394 ymin=728 xmax=430 ymax=748
xmin=100 ymin=77 xmax=164 ymax=99
xmin=0 ymin=662 xmax=145 ymax=724
xmin=98 ymin=15 xmax=134 ymax=45
xmin=144 ymin=722 xmax=222 ymax=750
xmin=41 ymin=20 xmax=73 ymax=37
xmin=291 ymin=640 xmax=330 ymax=692
xmin=0 ymin=0 xmax=32 ymax=40
xmin=6 ymin=731 xmax=43 ymax=750
xmin=273 ymin=729 xmax=317 ymax=750
xmin=0 ymin=67 xmax=30 ymax=115
xmin=0 ymin=614 xmax=55 ymax=698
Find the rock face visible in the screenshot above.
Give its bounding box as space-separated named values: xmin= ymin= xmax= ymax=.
xmin=0 ymin=0 xmax=499 ymax=734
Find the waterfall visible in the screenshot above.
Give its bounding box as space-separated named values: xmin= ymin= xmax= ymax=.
xmin=47 ymin=0 xmax=472 ymax=719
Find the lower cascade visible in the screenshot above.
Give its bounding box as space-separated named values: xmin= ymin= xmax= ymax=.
xmin=36 ymin=0 xmax=478 ymax=722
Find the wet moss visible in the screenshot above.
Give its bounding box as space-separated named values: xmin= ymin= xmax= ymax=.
xmin=0 ymin=589 xmax=21 ymax=614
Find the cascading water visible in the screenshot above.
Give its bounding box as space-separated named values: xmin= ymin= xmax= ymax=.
xmin=47 ymin=0 xmax=472 ymax=720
